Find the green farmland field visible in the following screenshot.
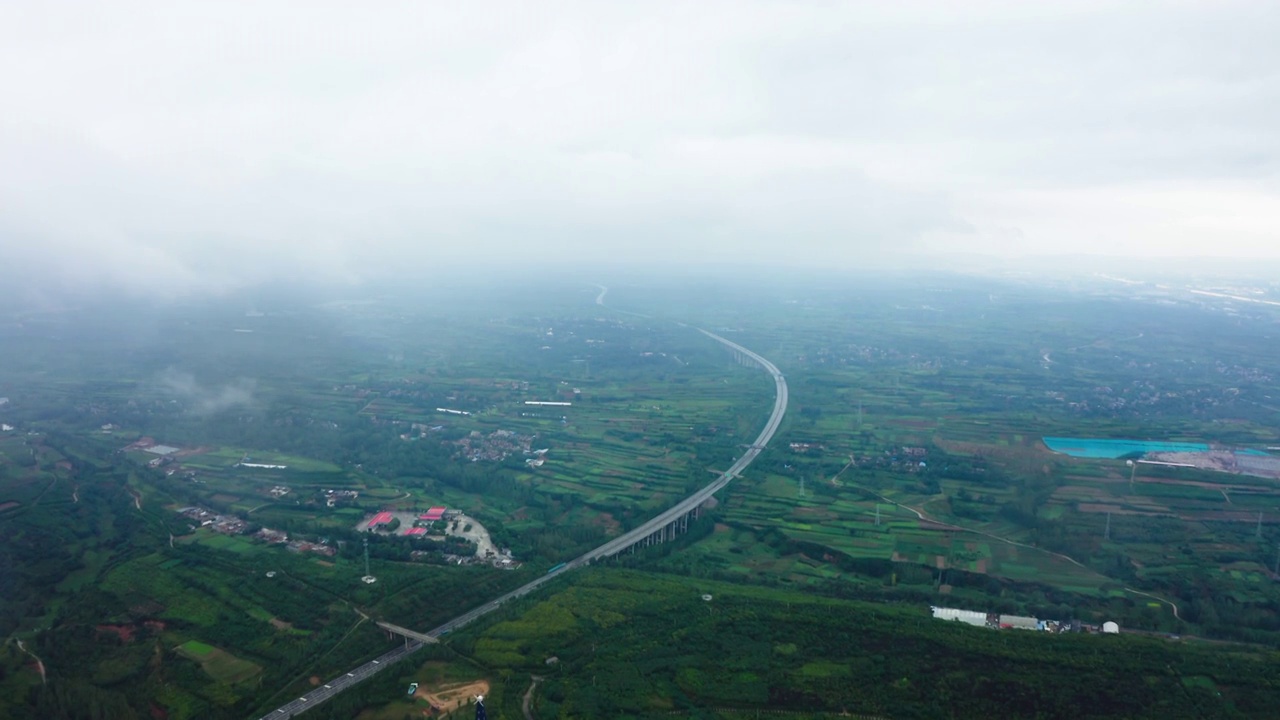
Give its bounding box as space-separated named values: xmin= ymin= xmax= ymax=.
xmin=175 ymin=641 xmax=262 ymax=684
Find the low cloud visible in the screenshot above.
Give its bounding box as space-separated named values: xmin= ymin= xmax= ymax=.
xmin=160 ymin=369 xmax=257 ymax=415
xmin=1 ymin=1 xmax=1277 ymax=297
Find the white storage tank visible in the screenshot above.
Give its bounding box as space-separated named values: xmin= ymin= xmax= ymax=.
xmin=1102 ymin=621 xmax=1120 ymax=634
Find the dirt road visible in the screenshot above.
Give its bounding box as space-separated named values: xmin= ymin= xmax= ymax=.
xmin=16 ymin=640 xmax=46 ymax=684
xmin=522 ymin=676 xmax=544 ymax=720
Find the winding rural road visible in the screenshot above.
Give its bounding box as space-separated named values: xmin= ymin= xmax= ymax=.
xmin=522 ymin=675 xmax=544 ymax=720
xmin=257 ymin=305 xmax=788 ymax=719
xmin=16 ymin=639 xmax=46 ymax=685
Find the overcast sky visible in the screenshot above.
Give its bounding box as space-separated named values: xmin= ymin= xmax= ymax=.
xmin=1 ymin=1 xmax=1277 ymax=296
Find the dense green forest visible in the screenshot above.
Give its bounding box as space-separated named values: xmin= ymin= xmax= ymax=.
xmin=457 ymin=569 xmax=1279 ymax=719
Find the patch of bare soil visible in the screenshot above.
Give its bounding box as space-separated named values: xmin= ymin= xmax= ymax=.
xmin=96 ymin=625 xmax=136 ymax=642
xmin=414 ymin=680 xmax=490 ymax=714
xmin=593 ymin=512 xmax=622 ymax=535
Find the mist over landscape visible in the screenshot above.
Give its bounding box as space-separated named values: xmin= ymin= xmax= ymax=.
xmin=3 ymin=2 xmax=1280 ymax=720
xmin=2 ymin=0 xmax=1279 ymax=300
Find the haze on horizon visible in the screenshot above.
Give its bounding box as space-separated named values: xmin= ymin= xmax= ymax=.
xmin=1 ymin=0 xmax=1277 ymax=298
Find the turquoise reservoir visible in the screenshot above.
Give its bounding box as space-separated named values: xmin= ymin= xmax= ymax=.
xmin=1042 ymin=437 xmax=1210 ymax=459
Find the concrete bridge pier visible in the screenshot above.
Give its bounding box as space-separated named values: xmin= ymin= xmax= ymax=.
xmin=619 ymin=507 xmax=700 ymax=555
xmin=383 ymin=629 xmax=411 ymax=649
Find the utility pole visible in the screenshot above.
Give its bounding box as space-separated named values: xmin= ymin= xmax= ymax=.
xmin=875 ymin=504 xmax=881 ymax=527
xmin=798 ymin=476 xmax=806 ymax=499
xmin=1257 ymin=512 xmax=1264 ymax=540
xmin=361 ymin=536 xmax=376 ymax=583
xmin=857 ymin=401 xmax=863 ymax=427
xmin=1104 ymin=512 xmax=1111 ymax=541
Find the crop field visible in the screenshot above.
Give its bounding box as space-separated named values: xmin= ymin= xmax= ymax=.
xmin=0 ymin=434 xmax=69 ymax=510
xmin=715 ymin=468 xmax=1115 ymax=597
xmin=185 ymin=531 xmax=265 ymax=554
xmin=175 ymin=640 xmax=262 ymax=684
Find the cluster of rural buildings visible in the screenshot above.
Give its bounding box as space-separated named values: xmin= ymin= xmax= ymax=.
xmin=525 ymin=448 xmax=549 ymax=468
xmin=409 ymin=549 xmax=518 ymax=568
xmin=177 ymin=506 xmax=249 ymax=535
xmin=125 ymin=438 xmax=183 ymax=457
xmin=454 ymin=429 xmax=541 ymax=462
xmin=837 ymin=446 xmax=931 ymax=473
xmin=123 ymin=438 xmax=192 ymax=475
xmin=367 ymin=507 xmax=521 ymax=569
xmin=931 ymin=606 xmax=1120 ymax=634
xmin=287 ymin=539 xmax=337 ymax=557
xmin=366 ymin=507 xmax=457 ymax=536
xmin=323 ymin=488 xmax=360 ymax=507
xmin=368 ymin=504 xmax=453 ymax=532
xmin=399 ymin=422 xmax=445 ymax=441
xmin=175 ymin=506 xmax=336 ymax=557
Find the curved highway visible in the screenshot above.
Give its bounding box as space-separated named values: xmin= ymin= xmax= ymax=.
xmin=425 ymin=329 xmax=785 ymax=637
xmin=259 ymin=327 xmax=786 ymax=719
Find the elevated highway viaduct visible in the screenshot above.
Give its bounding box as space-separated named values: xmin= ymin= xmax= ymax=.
xmin=258 ymin=328 xmax=786 ymax=719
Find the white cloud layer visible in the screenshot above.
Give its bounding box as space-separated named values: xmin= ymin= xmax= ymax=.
xmin=1 ymin=1 xmax=1277 ymax=295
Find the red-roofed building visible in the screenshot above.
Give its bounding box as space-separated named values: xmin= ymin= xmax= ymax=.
xmin=370 ymin=512 xmax=394 ymax=527
xmin=405 ymin=527 xmax=427 ymax=536
xmin=422 ymin=507 xmax=447 ymax=521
